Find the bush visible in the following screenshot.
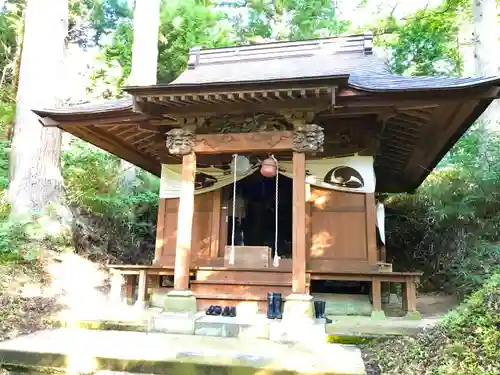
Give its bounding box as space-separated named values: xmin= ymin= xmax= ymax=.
xmin=366 ymin=272 xmax=500 ymax=375
xmin=382 ymin=128 xmax=500 ymax=297
xmin=62 ymin=138 xmax=159 ymax=264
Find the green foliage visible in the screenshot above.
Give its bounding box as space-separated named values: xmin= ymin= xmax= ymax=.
xmin=366 ymin=272 xmax=500 ymax=375
xmin=69 ymin=0 xmax=131 ymax=48
xmin=373 ymin=4 xmax=462 ymax=76
xmin=62 ymin=138 xmax=159 ymax=264
xmin=383 ymin=128 xmax=500 ymax=297
xmin=226 ymin=0 xmax=349 ymax=43
xmin=89 ymin=0 xmax=232 ymax=94
xmin=157 ymin=0 xmax=233 ymax=83
xmin=284 ymin=0 xmax=349 ymax=40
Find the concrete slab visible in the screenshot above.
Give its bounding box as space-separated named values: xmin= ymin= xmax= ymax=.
xmin=152 ymin=312 xmax=197 ymax=335
xmin=0 ymin=329 xmax=365 ymax=375
xmin=326 ymin=315 xmax=440 ymax=337
xmin=194 ymin=314 xmax=269 ymax=339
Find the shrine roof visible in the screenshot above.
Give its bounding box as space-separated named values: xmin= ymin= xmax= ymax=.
xmin=161 ymin=34 xmax=499 ymax=91
xmin=32 ymin=33 xmax=500 ymax=193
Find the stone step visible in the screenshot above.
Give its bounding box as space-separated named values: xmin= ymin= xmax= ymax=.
xmin=195 ymin=294 xmax=267 ymax=313
xmin=193 ymin=314 xmax=270 ymax=339
xmin=0 ymin=329 xmax=366 ymax=375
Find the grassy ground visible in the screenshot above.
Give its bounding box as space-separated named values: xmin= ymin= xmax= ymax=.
xmin=362 ymin=273 xmax=500 ymax=375
xmin=0 ymin=260 xmax=63 ymax=342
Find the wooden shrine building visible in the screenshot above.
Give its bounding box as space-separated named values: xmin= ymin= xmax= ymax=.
xmin=34 ymin=34 xmax=500 ymax=318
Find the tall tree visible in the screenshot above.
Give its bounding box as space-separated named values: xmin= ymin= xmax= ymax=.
xmin=119 ymin=0 xmax=161 ymax=188
xmin=8 ymin=0 xmax=68 ymax=215
xmin=472 ymin=0 xmax=500 ymax=151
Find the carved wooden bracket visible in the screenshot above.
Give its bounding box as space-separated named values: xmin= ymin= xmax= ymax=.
xmin=165 ymin=128 xmax=196 ymax=155
xmin=293 ymin=124 xmax=325 ymax=153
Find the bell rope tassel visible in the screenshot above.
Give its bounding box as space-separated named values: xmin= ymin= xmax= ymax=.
xmin=229 ymin=153 xmax=238 ymax=265
xmin=271 ymin=154 xmax=280 ymax=267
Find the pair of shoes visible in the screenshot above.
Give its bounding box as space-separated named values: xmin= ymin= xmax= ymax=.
xmin=205 ymin=305 xmax=222 ymax=315
xmin=314 ymin=300 xmax=332 ymax=323
xmin=266 ymin=292 xmax=283 ymax=319
xmin=221 ymin=306 xmax=237 ymax=317
xmin=205 ymin=305 xmax=237 ymax=317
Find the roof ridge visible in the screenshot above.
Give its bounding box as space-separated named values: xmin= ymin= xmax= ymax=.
xmin=187 ymin=32 xmax=373 ymax=69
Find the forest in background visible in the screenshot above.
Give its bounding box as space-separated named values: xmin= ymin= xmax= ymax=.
xmin=0 ymin=1 xmax=498 ymax=373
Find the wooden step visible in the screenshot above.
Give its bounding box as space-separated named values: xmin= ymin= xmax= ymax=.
xmin=195 ymin=269 xmax=292 ymax=283
xmin=195 ymin=295 xmax=267 ymax=313
xmin=191 ymin=279 xmax=293 ymax=299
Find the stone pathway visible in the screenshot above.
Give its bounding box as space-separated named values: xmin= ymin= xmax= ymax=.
xmin=0 ymin=328 xmax=365 ymax=375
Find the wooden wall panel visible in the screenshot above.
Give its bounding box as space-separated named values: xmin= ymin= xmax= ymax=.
xmin=308 ymin=188 xmax=376 ymax=272
xmin=310 ymin=211 xmax=367 ymax=260
xmin=157 ymin=191 xmax=221 ymax=267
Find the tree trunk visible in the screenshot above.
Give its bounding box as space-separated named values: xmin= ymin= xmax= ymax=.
xmin=472 ymin=0 xmax=500 ymax=153
xmin=129 ymin=0 xmax=161 ymax=86
xmin=8 ymin=0 xmax=68 ymax=216
xmin=119 ymin=0 xmax=161 ymax=187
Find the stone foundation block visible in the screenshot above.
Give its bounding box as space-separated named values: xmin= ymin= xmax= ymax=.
xmin=371 ymin=310 xmax=387 ymax=320
xmin=163 ymin=290 xmax=196 ymax=313
xmin=152 ymin=312 xmax=196 ymax=335
xmin=194 ymin=315 xmax=269 ymax=339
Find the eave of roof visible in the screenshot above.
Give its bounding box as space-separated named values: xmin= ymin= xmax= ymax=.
xmin=31 ymin=33 xmax=500 ymax=193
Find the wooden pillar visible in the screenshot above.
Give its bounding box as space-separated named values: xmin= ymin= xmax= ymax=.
xmin=402 ymin=277 xmax=418 ymax=313
xmin=126 ymin=275 xmax=135 ymax=304
xmin=292 ymin=151 xmax=307 ymax=294
xmin=372 ymin=278 xmax=382 ymax=311
xmin=173 ymin=152 xmax=196 ymax=290
xmin=136 ymin=269 xmax=148 ymax=305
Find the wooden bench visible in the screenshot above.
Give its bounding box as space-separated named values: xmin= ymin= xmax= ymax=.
xmin=107 ymin=265 xmax=194 ymax=305
xmin=309 ymin=271 xmax=422 ymax=314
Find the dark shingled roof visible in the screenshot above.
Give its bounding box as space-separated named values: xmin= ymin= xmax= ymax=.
xmin=170 ymin=34 xmax=500 ymax=91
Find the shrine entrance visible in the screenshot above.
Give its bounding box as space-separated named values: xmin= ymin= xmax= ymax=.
xmin=224 ymin=170 xmax=293 ymax=261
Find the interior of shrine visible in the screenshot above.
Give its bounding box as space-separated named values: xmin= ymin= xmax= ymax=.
xmin=224 ymin=170 xmax=293 ymax=260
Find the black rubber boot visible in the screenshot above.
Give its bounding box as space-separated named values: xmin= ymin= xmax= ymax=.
xmin=212 ymin=305 xmax=222 ymax=316
xmin=221 ymin=306 xmax=230 ymax=317
xmin=320 ymin=301 xmax=332 ymax=323
xmin=266 ymin=292 xmax=275 ymax=319
xmin=313 ymin=300 xmax=322 ymax=319
xmin=229 ymin=306 xmax=237 ymax=317
xmin=273 ymin=292 xmax=283 ymax=319
xmin=206 ymin=305 xmax=215 ymax=315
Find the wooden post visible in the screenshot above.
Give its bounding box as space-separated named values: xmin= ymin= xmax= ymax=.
xmin=403 ymin=277 xmax=418 ymax=313
xmin=372 ymin=279 xmax=382 ymax=311
xmin=173 ymin=152 xmax=196 ymax=290
xmin=136 ymin=269 xmax=148 ymax=305
xmin=292 ymin=152 xmax=307 ymax=294
xmin=126 ymin=275 xmax=135 ymax=304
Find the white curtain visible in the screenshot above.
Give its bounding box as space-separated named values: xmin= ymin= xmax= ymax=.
xmin=159 ymin=155 xmax=375 ymax=198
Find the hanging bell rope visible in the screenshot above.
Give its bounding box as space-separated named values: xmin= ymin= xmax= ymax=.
xmin=229 ymin=153 xmax=238 ymax=265
xmin=271 ymin=154 xmax=280 ymax=268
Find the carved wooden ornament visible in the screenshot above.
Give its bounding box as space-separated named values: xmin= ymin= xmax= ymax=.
xmin=165 ymin=128 xmax=196 ymax=155
xmin=293 ymin=124 xmax=325 ymax=153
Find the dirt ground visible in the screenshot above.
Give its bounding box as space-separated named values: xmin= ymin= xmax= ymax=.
xmin=416 ymin=293 xmax=459 ymax=318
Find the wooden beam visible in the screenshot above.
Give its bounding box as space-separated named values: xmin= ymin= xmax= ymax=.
xmin=158 ymin=97 xmax=332 ymax=117
xmin=292 ymin=152 xmax=307 ymax=294
xmin=173 ymin=152 xmax=196 ymax=291
xmin=58 ymin=115 xmax=147 ymax=127
xmin=66 ymin=125 xmax=160 ymax=177
xmin=194 ymin=131 xmax=294 ymax=154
